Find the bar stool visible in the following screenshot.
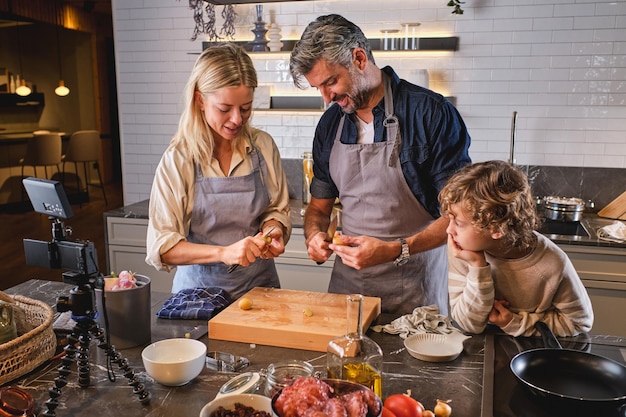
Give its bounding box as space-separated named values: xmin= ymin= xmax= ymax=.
xmin=62 ymin=130 xmax=107 ymax=205
xmin=20 ymin=133 xmax=62 ymax=180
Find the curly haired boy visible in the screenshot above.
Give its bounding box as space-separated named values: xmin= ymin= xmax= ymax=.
xmin=439 ymin=160 xmax=593 ymax=337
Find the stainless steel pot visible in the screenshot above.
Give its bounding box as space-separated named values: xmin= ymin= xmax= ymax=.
xmin=542 ymin=196 xmax=585 ymax=222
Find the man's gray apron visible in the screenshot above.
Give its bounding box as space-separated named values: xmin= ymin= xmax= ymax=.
xmin=328 ymin=74 xmax=448 ymax=315
xmin=172 ymin=143 xmax=279 ymax=300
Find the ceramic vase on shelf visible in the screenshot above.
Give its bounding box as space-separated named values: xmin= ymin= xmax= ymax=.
xmin=250 ymin=5 xmax=268 ymax=52
xmin=267 ymin=24 xmax=283 ymax=52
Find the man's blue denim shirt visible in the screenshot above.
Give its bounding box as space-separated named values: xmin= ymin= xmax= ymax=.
xmin=310 ymin=66 xmax=472 ymax=219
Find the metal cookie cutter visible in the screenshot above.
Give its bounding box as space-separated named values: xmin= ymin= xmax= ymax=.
xmin=206 ymin=351 xmax=250 ymax=372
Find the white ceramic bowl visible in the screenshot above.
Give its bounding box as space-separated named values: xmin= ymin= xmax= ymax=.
xmin=199 ymin=394 xmax=272 ymax=417
xmin=403 ymin=332 xmax=470 ymax=362
xmin=141 ymin=338 xmax=207 ymax=386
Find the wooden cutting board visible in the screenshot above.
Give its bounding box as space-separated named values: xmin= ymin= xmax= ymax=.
xmin=598 ymin=191 xmax=626 ymax=220
xmin=208 ymin=287 xmax=381 ymax=352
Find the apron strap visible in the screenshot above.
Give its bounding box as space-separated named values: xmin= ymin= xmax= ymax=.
xmin=382 ymin=73 xmax=401 ymax=167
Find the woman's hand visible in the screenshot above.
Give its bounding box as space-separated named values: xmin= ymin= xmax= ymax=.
xmin=223 ymin=235 xmax=270 ymax=267
xmin=259 ymin=226 xmax=285 ymax=259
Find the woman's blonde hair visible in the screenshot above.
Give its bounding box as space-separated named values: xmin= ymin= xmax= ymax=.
xmin=439 ymin=160 xmax=538 ymax=250
xmin=170 ymin=43 xmax=257 ymax=162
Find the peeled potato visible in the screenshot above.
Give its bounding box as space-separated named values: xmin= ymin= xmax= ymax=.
xmin=332 ymin=233 xmax=346 ymax=246
xmin=238 ymin=297 xmax=253 ymax=310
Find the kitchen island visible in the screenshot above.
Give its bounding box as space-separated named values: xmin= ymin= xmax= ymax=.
xmin=5 ymin=279 xmax=626 ymax=417
xmin=4 ymin=279 xmax=484 ymax=417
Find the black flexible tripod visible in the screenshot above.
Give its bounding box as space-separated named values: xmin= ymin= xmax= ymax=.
xmin=42 ymin=278 xmax=150 ymax=417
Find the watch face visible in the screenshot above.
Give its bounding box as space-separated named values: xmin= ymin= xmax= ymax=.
xmin=395 ymin=257 xmax=409 ymax=266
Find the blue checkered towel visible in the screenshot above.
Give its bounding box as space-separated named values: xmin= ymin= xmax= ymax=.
xmin=156 ymin=287 xmax=231 ymax=320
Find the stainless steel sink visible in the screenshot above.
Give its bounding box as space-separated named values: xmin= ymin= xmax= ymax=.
xmin=538 ymin=220 xmax=590 ymax=239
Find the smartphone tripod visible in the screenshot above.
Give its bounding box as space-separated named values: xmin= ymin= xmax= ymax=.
xmin=41 ymin=279 xmax=150 ymax=417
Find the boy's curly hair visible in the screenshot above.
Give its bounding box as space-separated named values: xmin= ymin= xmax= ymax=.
xmin=439 ymin=160 xmax=538 ymax=250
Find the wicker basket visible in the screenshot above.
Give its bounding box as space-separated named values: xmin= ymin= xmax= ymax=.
xmin=0 ymin=295 xmax=56 ymax=385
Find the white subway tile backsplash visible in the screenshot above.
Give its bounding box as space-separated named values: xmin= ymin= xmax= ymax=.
xmin=111 ymin=0 xmax=626 ymax=204
xmin=554 ymin=3 xmax=596 ymax=17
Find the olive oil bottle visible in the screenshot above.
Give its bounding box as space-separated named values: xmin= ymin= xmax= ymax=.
xmin=326 ymin=294 xmax=383 ymax=398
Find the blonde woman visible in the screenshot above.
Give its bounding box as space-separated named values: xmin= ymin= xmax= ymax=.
xmin=439 ymin=161 xmax=593 ymax=337
xmin=146 ymin=43 xmax=291 ymax=300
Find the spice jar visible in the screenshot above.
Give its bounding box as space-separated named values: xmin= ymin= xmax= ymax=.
xmin=0 ymin=387 xmax=35 ymax=417
xmin=263 ymin=359 xmax=315 ymax=397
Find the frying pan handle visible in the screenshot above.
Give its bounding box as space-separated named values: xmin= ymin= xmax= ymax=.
xmin=534 ymin=321 xmax=563 ymax=349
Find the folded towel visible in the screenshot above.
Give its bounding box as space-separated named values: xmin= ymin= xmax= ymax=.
xmin=597 ymin=221 xmax=626 ymax=243
xmin=157 ymin=287 xmax=231 ymax=320
xmin=371 ymin=305 xmax=460 ymax=339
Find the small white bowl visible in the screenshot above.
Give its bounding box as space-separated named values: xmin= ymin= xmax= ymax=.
xmin=404 ymin=332 xmax=470 ymax=362
xmin=199 ymin=394 xmax=272 ymax=417
xmin=142 ymin=338 xmax=207 ymax=386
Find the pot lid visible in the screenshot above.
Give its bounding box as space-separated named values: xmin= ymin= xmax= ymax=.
xmin=544 ymin=196 xmax=585 ymax=209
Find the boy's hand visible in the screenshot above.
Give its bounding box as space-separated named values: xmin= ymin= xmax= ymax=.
xmin=447 ymin=235 xmax=488 ymax=267
xmin=489 ymin=299 xmax=513 ymax=327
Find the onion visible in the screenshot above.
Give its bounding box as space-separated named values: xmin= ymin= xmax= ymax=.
xmin=434 ymin=399 xmax=452 ymax=417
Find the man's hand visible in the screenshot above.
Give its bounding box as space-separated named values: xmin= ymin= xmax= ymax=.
xmin=330 ymin=235 xmax=397 ymax=269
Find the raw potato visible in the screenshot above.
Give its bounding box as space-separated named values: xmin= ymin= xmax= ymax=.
xmin=238 ymin=297 xmax=253 ymax=310
xmin=332 ymin=233 xmax=346 ymax=245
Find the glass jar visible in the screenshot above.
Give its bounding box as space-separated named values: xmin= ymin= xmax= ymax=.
xmin=0 ymin=387 xmax=35 ymax=417
xmin=380 ymin=29 xmax=400 ymax=51
xmin=302 ymin=152 xmax=313 ymax=205
xmin=326 ymin=294 xmax=383 ymax=398
xmin=401 ymin=23 xmax=421 ymax=50
xmin=264 ymin=359 xmax=315 ymax=397
xmin=217 ymin=372 xmax=264 ymax=397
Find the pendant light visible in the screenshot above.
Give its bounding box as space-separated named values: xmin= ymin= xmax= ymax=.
xmin=15 ymin=21 xmax=31 ymax=96
xmin=54 ymin=4 xmax=70 ymax=97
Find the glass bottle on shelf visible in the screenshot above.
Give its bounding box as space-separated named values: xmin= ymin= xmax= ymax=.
xmin=326 ymin=294 xmax=383 ymax=398
xmin=302 ymin=151 xmax=313 ymax=205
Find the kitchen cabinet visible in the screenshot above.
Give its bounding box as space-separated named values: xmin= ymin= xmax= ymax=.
xmin=558 ymin=243 xmax=626 ymax=337
xmin=275 ymin=227 xmax=332 ymax=293
xmin=105 ymin=216 xmax=174 ymax=293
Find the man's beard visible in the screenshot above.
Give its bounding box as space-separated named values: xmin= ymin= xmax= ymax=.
xmin=338 ymin=68 xmax=373 ymax=114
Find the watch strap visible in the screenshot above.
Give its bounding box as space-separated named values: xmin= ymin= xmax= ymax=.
xmin=394 ymin=238 xmax=409 ymax=266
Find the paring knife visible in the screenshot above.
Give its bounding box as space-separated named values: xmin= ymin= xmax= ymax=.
xmin=316 ymin=212 xmax=338 ymax=265
xmin=227 ymin=226 xmax=276 ymax=273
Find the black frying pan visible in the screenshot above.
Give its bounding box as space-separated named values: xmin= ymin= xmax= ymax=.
xmin=510 ymin=322 xmax=626 ymax=411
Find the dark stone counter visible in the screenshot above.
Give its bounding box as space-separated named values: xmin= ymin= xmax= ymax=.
xmin=4 ymin=279 xmax=484 ymax=417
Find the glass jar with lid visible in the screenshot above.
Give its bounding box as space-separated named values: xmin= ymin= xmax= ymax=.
xmin=216 ymin=372 xmax=264 ymax=397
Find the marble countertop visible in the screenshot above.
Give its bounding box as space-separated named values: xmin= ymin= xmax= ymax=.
xmin=5 ymin=279 xmax=485 ymax=417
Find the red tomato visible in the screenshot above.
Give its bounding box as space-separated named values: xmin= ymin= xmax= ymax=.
xmin=383 ymin=394 xmax=424 ymax=417
xmin=382 ymin=407 xmax=398 ymax=417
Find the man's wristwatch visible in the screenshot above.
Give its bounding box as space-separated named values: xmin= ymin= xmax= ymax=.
xmin=394 ymin=238 xmax=410 ymax=266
